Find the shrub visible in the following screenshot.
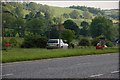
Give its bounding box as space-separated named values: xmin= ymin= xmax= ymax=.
xmin=21 ymin=35 xmax=48 ymax=48
xmin=9 ymin=38 xmax=18 ymax=47
xmin=91 ymin=36 xmax=105 ymax=46
xmin=91 ymin=38 xmax=99 ymax=46
xmin=2 ymin=39 xmax=8 ymax=50
xmin=106 ymin=40 xmax=114 ymax=47
xmin=79 ymin=38 xmax=91 ymax=46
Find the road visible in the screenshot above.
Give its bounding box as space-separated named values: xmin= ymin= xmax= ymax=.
xmin=2 ymin=53 xmax=119 ymax=79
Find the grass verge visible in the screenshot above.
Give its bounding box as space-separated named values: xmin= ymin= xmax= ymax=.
xmin=2 ymin=47 xmax=119 ymax=63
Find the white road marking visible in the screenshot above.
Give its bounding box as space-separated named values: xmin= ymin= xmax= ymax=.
xmin=89 ymin=74 xmax=103 ymax=77
xmin=111 ymin=71 xmax=119 ymax=74
xmin=2 ymin=73 xmax=13 ymax=77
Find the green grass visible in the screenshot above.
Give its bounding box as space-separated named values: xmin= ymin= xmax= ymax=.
xmin=50 ymin=6 xmax=93 ymax=27
xmin=2 ymin=47 xmax=118 ymax=63
xmin=22 ymin=9 xmax=31 ymax=18
xmin=50 ymin=6 xmax=84 ymax=17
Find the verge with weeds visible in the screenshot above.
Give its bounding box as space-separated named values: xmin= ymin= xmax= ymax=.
xmin=2 ymin=47 xmax=118 ymax=63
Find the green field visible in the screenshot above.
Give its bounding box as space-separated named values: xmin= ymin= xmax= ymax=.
xmin=2 ymin=47 xmax=118 ymax=63
xmin=50 ymin=6 xmax=84 ymax=17
xmin=49 ymin=6 xmax=93 ymax=27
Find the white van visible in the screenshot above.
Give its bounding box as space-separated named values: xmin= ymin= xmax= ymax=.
xmin=46 ymin=39 xmax=68 ymax=49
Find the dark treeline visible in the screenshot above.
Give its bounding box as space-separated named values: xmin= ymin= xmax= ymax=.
xmin=69 ymin=5 xmax=119 ymax=20
xmin=69 ymin=5 xmax=104 ymax=15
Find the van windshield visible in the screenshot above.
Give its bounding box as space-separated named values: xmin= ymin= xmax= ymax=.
xmin=47 ymin=40 xmax=58 ymax=43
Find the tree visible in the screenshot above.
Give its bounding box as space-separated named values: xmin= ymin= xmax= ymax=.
xmin=2 ymin=13 xmax=16 ymax=37
xmin=2 ymin=13 xmax=16 ymax=29
xmin=61 ymin=29 xmax=75 ymax=44
xmin=25 ymin=12 xmax=35 ymax=20
xmin=12 ymin=18 xmax=25 ymax=37
xmin=53 ymin=17 xmax=62 ymax=25
xmin=62 ymin=13 xmax=69 ymax=18
xmin=26 ymin=18 xmax=45 ymax=36
xmin=39 ymin=5 xmax=54 ymax=19
xmin=28 ymin=2 xmax=39 ymax=11
xmin=90 ymin=16 xmax=114 ymax=40
xmin=80 ymin=21 xmax=89 ymax=36
xmin=15 ymin=4 xmax=24 ymax=18
xmin=63 ymin=20 xmax=79 ymax=36
xmin=79 ymin=38 xmax=91 ymax=46
xmin=49 ymin=27 xmax=59 ymax=39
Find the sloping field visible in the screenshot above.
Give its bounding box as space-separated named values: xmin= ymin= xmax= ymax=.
xmin=50 ymin=6 xmax=84 ymax=17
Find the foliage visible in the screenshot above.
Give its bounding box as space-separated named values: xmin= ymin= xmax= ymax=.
xmin=90 ymin=16 xmax=114 ymax=40
xmin=15 ymin=6 xmax=24 ymax=18
xmin=69 ymin=5 xmax=104 ymax=15
xmin=62 ymin=13 xmax=70 ymax=18
xmin=79 ymin=38 xmax=91 ymax=46
xmin=53 ymin=17 xmax=62 ymax=24
xmin=9 ymin=38 xmax=18 ymax=47
xmin=80 ymin=21 xmax=89 ymax=36
xmin=2 ymin=38 xmax=9 ymax=50
xmin=91 ymin=35 xmax=105 ymax=46
xmin=91 ymin=38 xmax=99 ymax=46
xmin=69 ymin=10 xmax=80 ymax=19
xmin=63 ymin=20 xmax=79 ymax=35
xmin=26 ymin=18 xmax=45 ymax=36
xmin=27 ymin=2 xmax=40 ymax=11
xmin=61 ymin=29 xmax=75 ymax=44
xmin=21 ymin=35 xmax=48 ymax=48
xmin=83 ymin=11 xmax=92 ymax=19
xmin=106 ymin=40 xmax=114 ymax=47
xmin=2 ymin=13 xmax=16 ymax=29
xmin=2 ymin=2 xmax=119 ymax=48
xmin=12 ymin=18 xmax=25 ymax=37
xmin=104 ymin=9 xmax=119 ymax=20
xmin=49 ymin=26 xmax=59 ymax=39
xmin=39 ymin=5 xmax=54 ymax=19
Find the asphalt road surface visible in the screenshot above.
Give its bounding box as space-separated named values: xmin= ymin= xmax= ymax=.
xmin=2 ymin=53 xmax=119 ymax=79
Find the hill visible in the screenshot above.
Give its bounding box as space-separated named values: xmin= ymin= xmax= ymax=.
xmin=2 ymin=2 xmax=118 ymax=28
xmin=103 ymin=9 xmax=119 ymax=20
xmin=49 ymin=6 xmax=94 ymax=27
xmin=2 ymin=2 xmax=97 ymax=27
xmin=50 ymin=6 xmax=84 ymax=17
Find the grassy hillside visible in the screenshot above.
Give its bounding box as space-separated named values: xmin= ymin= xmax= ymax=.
xmin=50 ymin=6 xmax=93 ymax=27
xmin=2 ymin=2 xmax=94 ymax=27
xmin=103 ymin=9 xmax=119 ymax=20
xmin=50 ymin=6 xmax=84 ymax=17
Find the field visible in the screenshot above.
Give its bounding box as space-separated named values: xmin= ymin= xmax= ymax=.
xmin=2 ymin=47 xmax=118 ymax=63
xmin=50 ymin=6 xmax=84 ymax=17
xmin=50 ymin=6 xmax=93 ymax=26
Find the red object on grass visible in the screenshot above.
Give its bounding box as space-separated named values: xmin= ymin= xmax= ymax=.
xmin=4 ymin=42 xmax=12 ymax=47
xmin=96 ymin=45 xmax=104 ymax=49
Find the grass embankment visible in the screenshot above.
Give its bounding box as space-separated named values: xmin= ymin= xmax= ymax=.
xmin=2 ymin=47 xmax=118 ymax=63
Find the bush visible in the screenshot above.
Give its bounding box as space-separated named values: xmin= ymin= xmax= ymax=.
xmin=9 ymin=38 xmax=18 ymax=47
xmin=21 ymin=35 xmax=48 ymax=48
xmin=2 ymin=39 xmax=8 ymax=50
xmin=91 ymin=38 xmax=99 ymax=46
xmin=91 ymin=36 xmax=105 ymax=46
xmin=79 ymin=38 xmax=91 ymax=46
xmin=106 ymin=40 xmax=114 ymax=47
